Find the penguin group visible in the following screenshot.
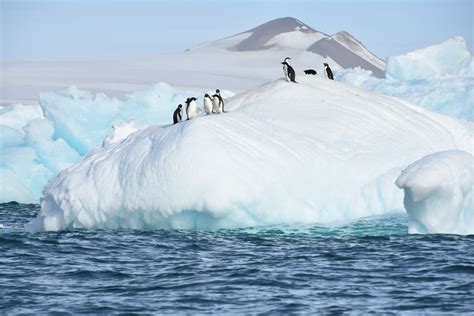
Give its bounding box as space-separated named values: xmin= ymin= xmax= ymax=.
xmin=173 ymin=60 xmax=335 ymax=124
xmin=173 ymin=89 xmax=226 ymax=124
xmin=282 ymin=57 xmax=335 ymax=82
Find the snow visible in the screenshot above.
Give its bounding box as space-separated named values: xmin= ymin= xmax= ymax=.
xmin=27 ymin=77 xmax=473 ymax=232
xmin=332 ymin=31 xmax=385 ymax=71
xmin=102 ymin=120 xmax=148 ymax=147
xmin=396 ymin=151 xmax=474 ymax=235
xmin=386 ymin=37 xmax=472 ymax=81
xmin=266 ymin=31 xmax=326 ymax=50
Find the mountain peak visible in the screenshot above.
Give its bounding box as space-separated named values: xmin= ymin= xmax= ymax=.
xmin=246 ymin=17 xmax=316 ymax=33
xmin=229 ymin=17 xmax=321 ymax=51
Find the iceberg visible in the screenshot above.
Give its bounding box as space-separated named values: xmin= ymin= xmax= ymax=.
xmin=0 ymin=84 xmax=221 ymax=203
xmin=336 ymin=37 xmax=473 ymax=121
xmin=385 ymin=37 xmax=472 ymax=81
xmin=27 ymin=77 xmax=473 ymax=231
xmin=396 ymin=151 xmax=474 ymax=235
xmin=336 ymin=67 xmax=474 ymax=120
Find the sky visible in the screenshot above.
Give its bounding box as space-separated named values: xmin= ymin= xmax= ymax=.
xmin=1 ymin=0 xmax=472 ymax=61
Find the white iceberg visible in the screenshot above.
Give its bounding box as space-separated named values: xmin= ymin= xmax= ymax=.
xmin=396 ymin=151 xmax=474 ymax=235
xmin=336 ymin=67 xmax=474 ymax=120
xmin=336 ymin=37 xmax=473 ymax=120
xmin=385 ymin=36 xmax=472 ymax=81
xmin=0 ymin=84 xmax=203 ymax=203
xmin=27 ymin=77 xmax=473 ymax=231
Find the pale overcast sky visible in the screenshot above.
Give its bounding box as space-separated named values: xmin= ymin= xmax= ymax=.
xmin=1 ymin=0 xmax=472 ymax=60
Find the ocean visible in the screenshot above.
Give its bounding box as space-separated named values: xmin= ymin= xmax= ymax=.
xmin=1 ymin=202 xmax=473 ymax=314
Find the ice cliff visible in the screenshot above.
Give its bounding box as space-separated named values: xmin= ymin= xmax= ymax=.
xmin=396 ymin=151 xmax=473 ymax=235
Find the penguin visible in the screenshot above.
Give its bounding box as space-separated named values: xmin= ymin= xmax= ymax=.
xmin=173 ymin=104 xmax=182 ymax=124
xmin=185 ymin=97 xmax=198 ymax=120
xmin=212 ymin=93 xmax=223 ymax=114
xmin=203 ymin=94 xmax=213 ymax=115
xmin=215 ymin=89 xmax=226 ymax=112
xmin=324 ymin=63 xmax=334 ymax=80
xmin=304 ymin=69 xmax=317 ymax=75
xmin=281 ymin=57 xmax=297 ymax=83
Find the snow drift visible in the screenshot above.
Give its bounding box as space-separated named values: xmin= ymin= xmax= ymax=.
xmin=27 ymin=77 xmax=473 ymax=231
xmin=396 ymin=151 xmax=474 ymax=235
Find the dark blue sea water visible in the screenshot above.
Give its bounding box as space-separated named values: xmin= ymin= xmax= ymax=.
xmin=1 ymin=202 xmax=473 ymax=314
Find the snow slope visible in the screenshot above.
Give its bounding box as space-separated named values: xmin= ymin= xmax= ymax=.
xmin=332 ymin=31 xmax=386 ymax=70
xmin=27 ymin=77 xmax=473 ymax=231
xmin=396 ymin=151 xmax=473 ymax=235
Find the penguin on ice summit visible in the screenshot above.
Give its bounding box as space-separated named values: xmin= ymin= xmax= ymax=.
xmin=173 ymin=104 xmax=182 ymax=124
xmin=324 ymin=63 xmax=334 ymax=80
xmin=216 ymin=89 xmax=226 ymax=112
xmin=281 ymin=57 xmax=297 ymax=83
xmin=203 ymin=94 xmax=213 ymax=115
xmin=185 ymin=97 xmax=198 ymax=120
xmin=212 ymin=90 xmax=224 ymax=114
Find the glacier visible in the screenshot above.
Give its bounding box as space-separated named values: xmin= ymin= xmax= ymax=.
xmin=396 ymin=151 xmax=473 ymax=235
xmin=26 ymin=77 xmax=473 ymax=232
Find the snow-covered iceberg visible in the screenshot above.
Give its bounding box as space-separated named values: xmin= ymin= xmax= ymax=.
xmin=27 ymin=77 xmax=473 ymax=231
xmin=336 ymin=37 xmax=473 ymax=120
xmin=385 ymin=36 xmax=472 ymax=81
xmin=0 ymin=84 xmax=218 ymax=203
xmin=396 ymin=151 xmax=474 ymax=235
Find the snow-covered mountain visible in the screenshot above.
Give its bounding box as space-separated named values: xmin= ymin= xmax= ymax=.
xmin=190 ymin=17 xmax=385 ymax=78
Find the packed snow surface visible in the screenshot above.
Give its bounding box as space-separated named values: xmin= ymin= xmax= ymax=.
xmin=396 ymin=151 xmax=474 ymax=235
xmin=28 ymin=77 xmax=473 ymax=231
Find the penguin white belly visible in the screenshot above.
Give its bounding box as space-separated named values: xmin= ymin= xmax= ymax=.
xmin=203 ymin=98 xmax=213 ymax=115
xmin=187 ymin=101 xmax=197 ymax=119
xmin=212 ymin=96 xmax=222 ymax=113
xmin=282 ymin=64 xmax=289 ymax=81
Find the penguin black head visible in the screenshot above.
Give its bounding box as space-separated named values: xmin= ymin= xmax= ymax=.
xmin=324 ymin=63 xmax=329 ymax=67
xmin=205 ymin=93 xmax=210 ymax=98
xmin=185 ymin=98 xmax=191 ymax=104
xmin=284 ymin=57 xmax=291 ymax=62
xmin=178 ymin=104 xmax=182 ymax=109
xmin=216 ymin=89 xmax=220 ymax=93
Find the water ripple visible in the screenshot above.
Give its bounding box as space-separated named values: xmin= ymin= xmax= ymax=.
xmin=1 ymin=203 xmax=473 ymax=313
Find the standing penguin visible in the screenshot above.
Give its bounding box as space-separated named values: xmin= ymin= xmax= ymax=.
xmin=323 ymin=63 xmax=334 ymax=80
xmin=185 ymin=97 xmax=198 ymax=120
xmin=215 ymin=89 xmax=226 ymax=112
xmin=173 ymin=104 xmax=182 ymax=124
xmin=203 ymin=94 xmax=213 ymax=115
xmin=212 ymin=93 xmax=223 ymax=114
xmin=281 ymin=57 xmax=297 ymax=83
